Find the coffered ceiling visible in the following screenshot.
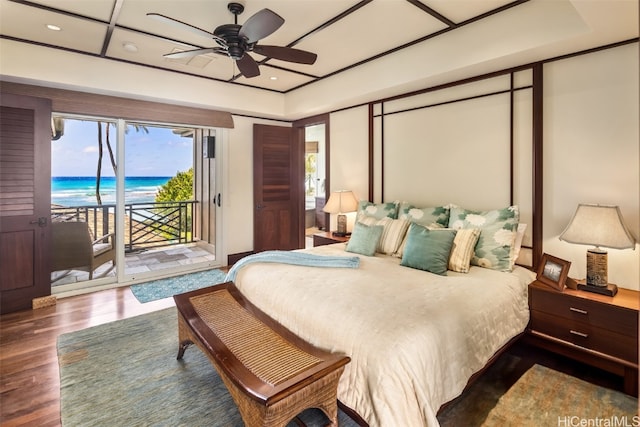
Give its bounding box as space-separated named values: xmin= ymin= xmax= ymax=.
xmin=1 ymin=0 xmax=637 ymax=97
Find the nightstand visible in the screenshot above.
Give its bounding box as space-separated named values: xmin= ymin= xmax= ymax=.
xmin=527 ymin=280 xmax=639 ymax=396
xmin=312 ymin=231 xmax=350 ymax=247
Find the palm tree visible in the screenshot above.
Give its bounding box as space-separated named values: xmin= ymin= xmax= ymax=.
xmin=94 ymin=122 xmax=147 ymax=205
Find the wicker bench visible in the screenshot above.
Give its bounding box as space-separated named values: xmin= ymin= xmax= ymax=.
xmin=173 ymin=282 xmax=351 ymax=427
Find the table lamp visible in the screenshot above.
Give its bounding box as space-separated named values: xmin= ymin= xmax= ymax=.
xmin=323 ymin=190 xmax=358 ymax=237
xmin=559 ymin=204 xmax=636 ymax=296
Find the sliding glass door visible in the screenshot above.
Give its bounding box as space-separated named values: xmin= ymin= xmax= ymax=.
xmin=51 ymin=115 xmax=222 ymax=293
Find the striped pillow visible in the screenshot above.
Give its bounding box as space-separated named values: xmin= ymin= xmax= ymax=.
xmin=448 ymin=228 xmax=481 ymax=273
xmin=358 ymin=217 xmax=410 ymax=255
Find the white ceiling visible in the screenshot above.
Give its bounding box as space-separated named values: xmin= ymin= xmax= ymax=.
xmin=0 ymin=0 xmax=637 ymax=118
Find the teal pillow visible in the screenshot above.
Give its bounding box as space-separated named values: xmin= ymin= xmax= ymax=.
xmin=346 ymin=222 xmax=384 ymax=256
xmin=400 ymin=224 xmax=456 ymax=275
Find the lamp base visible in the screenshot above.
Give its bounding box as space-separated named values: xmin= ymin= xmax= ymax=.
xmin=577 ymin=282 xmax=618 ymax=297
xmin=586 ymin=248 xmax=608 ymax=286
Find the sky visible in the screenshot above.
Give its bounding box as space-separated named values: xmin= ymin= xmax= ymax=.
xmin=51 ymin=118 xmax=193 ymax=177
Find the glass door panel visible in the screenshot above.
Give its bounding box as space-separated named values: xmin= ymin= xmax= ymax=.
xmin=50 ymin=116 xmax=118 ymax=289
xmin=122 ymin=123 xmax=216 ymax=280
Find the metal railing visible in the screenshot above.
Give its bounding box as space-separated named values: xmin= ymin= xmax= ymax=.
xmin=51 ymin=201 xmax=197 ymax=252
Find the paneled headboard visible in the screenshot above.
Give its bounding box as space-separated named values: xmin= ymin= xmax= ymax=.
xmin=368 ymin=65 xmax=543 ymax=270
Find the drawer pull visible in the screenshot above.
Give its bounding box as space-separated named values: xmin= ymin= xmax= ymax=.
xmin=569 ymin=307 xmax=588 ymax=315
xmin=570 ymin=330 xmax=589 ymax=338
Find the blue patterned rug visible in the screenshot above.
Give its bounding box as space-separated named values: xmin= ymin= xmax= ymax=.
xmin=130 ymin=269 xmax=227 ymax=303
xmin=58 ymin=308 xmax=360 ymax=426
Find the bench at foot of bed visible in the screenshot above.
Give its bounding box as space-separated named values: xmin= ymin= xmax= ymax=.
xmin=174 ymin=281 xmax=351 ymax=427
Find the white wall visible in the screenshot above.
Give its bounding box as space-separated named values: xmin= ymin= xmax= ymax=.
xmin=327 ymin=107 xmax=369 ymax=232
xmin=222 ymin=116 xmax=290 ymax=256
xmin=542 ymin=43 xmax=639 ymax=290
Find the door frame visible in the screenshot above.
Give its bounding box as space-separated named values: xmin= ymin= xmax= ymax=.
xmin=293 ymin=114 xmax=330 ymax=237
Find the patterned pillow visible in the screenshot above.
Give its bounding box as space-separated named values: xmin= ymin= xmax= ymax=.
xmin=400 ymin=224 xmax=457 ymax=276
xmin=398 ymin=202 xmax=450 ymax=228
xmin=357 ymin=201 xmax=399 ymax=219
xmin=448 ymin=228 xmax=481 ymax=273
xmin=345 ymin=222 xmax=384 ymax=257
xmin=358 ymin=216 xmax=410 ymax=255
xmin=448 ymin=206 xmax=519 ymax=271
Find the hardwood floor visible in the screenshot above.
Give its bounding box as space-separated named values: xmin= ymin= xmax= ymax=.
xmin=0 ymin=285 xmax=627 ymax=426
xmin=0 ymin=287 xmax=174 ymax=426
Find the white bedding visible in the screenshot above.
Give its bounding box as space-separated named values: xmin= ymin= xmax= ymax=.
xmin=233 ymin=243 xmax=536 ymax=427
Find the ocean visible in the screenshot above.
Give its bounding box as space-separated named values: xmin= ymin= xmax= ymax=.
xmin=51 ymin=176 xmax=171 ymax=206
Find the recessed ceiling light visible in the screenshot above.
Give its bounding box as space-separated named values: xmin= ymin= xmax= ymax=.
xmin=122 ymin=42 xmax=138 ymax=53
xmin=270 ymin=76 xmax=278 ymax=81
xmin=46 ymin=24 xmax=62 ymax=31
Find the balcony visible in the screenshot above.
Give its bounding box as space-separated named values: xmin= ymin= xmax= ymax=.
xmin=51 ymin=201 xmax=214 ymax=285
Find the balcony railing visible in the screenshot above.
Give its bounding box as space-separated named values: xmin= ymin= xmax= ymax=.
xmin=51 ymin=201 xmax=197 ymax=252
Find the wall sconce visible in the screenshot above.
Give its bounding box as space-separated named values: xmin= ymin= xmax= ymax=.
xmin=559 ymin=204 xmax=636 ymax=296
xmin=203 ymin=136 xmax=215 ymax=158
xmin=323 ymin=190 xmax=358 ymax=237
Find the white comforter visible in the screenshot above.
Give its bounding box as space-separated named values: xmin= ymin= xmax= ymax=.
xmin=232 ymin=243 xmax=535 ymax=427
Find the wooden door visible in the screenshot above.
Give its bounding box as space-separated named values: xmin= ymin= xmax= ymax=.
xmin=0 ymin=93 xmax=52 ymax=313
xmin=253 ymin=124 xmax=302 ymax=252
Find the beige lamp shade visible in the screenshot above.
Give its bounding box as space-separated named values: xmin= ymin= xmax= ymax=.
xmin=323 ymin=190 xmax=358 ymax=214
xmin=560 ymin=204 xmax=636 ymax=288
xmin=559 ymin=204 xmax=636 ymax=250
xmin=323 ymin=190 xmax=358 ymax=236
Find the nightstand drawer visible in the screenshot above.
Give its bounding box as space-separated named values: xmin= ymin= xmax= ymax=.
xmin=531 ymin=310 xmax=638 ymax=363
xmin=529 ymin=287 xmax=638 ymax=337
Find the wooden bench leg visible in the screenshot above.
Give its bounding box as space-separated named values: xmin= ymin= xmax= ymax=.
xmin=177 ymin=340 xmax=193 ymax=360
xmin=176 ymin=314 xmax=194 ymax=360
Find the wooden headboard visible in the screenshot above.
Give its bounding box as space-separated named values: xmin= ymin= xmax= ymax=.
xmin=367 ymin=64 xmax=543 ymax=270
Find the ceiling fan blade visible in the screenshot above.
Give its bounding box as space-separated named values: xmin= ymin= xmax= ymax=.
xmin=238 ymin=9 xmax=284 ymax=43
xmin=236 ymin=54 xmax=260 ymax=78
xmin=253 ymin=45 xmax=317 ymax=65
xmin=164 ymin=48 xmax=222 ymax=59
xmin=147 ymin=13 xmax=225 ymax=43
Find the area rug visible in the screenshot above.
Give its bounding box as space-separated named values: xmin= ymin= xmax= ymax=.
xmin=57 ymin=307 xmax=360 ymax=427
xmin=481 ymin=364 xmax=638 ymax=426
xmin=129 ymin=269 xmax=226 ymax=303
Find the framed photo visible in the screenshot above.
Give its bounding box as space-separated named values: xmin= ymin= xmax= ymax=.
xmin=537 ymin=253 xmax=571 ymax=291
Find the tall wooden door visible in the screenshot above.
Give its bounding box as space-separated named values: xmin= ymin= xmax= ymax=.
xmin=253 ymin=124 xmax=302 ymax=252
xmin=0 ymin=93 xmax=52 ymax=313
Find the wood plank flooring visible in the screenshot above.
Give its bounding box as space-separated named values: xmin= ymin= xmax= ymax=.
xmin=0 ymin=285 xmax=627 ymax=426
xmin=1 ymin=287 xmax=174 ymax=426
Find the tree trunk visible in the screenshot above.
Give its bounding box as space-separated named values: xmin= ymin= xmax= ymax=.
xmin=96 ymin=122 xmax=103 ymax=205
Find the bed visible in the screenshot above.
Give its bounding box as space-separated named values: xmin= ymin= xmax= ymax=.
xmin=231 ymin=205 xmax=536 ymax=426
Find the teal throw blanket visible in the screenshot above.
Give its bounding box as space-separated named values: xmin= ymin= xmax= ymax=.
xmin=224 ymin=250 xmax=360 ymax=282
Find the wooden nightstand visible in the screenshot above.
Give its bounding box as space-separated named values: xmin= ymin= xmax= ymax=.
xmin=527 ymin=280 xmax=639 ymax=396
xmin=312 ymin=231 xmax=350 ymax=247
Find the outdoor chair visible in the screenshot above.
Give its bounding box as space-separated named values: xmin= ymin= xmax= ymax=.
xmin=51 ymin=221 xmax=116 ymax=280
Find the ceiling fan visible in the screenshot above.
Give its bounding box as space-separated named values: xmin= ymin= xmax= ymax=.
xmin=148 ymin=2 xmax=317 ymax=78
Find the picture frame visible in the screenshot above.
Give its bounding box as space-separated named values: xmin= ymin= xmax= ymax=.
xmin=536 ymin=253 xmax=571 ymax=291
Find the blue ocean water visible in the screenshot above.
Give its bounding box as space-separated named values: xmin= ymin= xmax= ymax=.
xmin=51 ymin=176 xmax=171 ymax=206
